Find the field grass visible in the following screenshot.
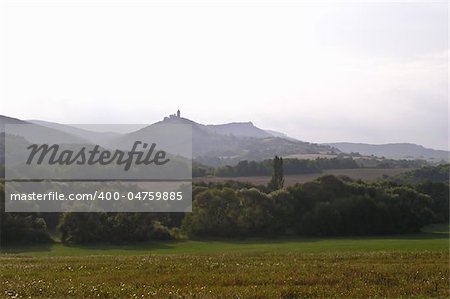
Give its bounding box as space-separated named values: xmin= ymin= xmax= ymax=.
xmin=194 ymin=168 xmax=409 ymax=186
xmin=2 ymin=251 xmax=448 ymax=298
xmin=1 ymin=229 xmax=448 ymax=298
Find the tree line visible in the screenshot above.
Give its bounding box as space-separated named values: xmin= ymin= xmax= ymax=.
xmin=213 ymin=157 xmax=358 ymax=177
xmin=182 ymin=175 xmax=447 ymax=237
xmin=193 ymin=156 xmax=430 ymax=178
xmin=1 ymin=176 xmax=448 ymax=244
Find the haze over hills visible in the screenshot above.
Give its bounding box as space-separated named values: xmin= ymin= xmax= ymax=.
xmin=0 ymin=115 xmax=29 ymax=129
xmin=206 ymin=122 xmax=273 ymax=138
xmin=1 ymin=113 xmax=449 ymax=167
xmin=0 ymin=115 xmax=88 ymax=144
xmin=0 ymin=115 xmax=91 ymax=166
xmin=263 ymin=129 xmax=297 ymax=141
xmin=0 ymin=113 xmax=335 ymax=166
xmin=326 ymin=142 xmax=449 ymax=162
xmin=111 ymin=113 xmax=334 ymax=166
xmin=28 ymin=119 xmax=122 ymax=146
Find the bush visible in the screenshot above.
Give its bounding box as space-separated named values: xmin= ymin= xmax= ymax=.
xmin=58 ymin=213 xmax=174 ymax=244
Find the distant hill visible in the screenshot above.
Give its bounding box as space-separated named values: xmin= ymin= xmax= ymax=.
xmin=28 ymin=120 xmax=121 ymax=146
xmin=8 ymin=113 xmax=447 ymax=168
xmin=0 ymin=115 xmax=90 ymax=168
xmin=264 ymin=129 xmax=298 ymax=141
xmin=0 ymin=115 xmax=88 ymax=144
xmin=326 ymin=142 xmax=449 ymax=162
xmin=205 ymin=122 xmax=298 ymax=141
xmin=206 ymin=122 xmax=272 ymax=138
xmin=108 ymin=114 xmax=334 ymax=166
xmin=0 ymin=115 xmax=28 ymax=130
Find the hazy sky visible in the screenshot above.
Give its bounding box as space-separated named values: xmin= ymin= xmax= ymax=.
xmin=0 ymin=0 xmax=448 ymax=149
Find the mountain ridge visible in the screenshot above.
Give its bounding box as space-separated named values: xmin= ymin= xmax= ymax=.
xmin=1 ymin=114 xmax=448 ymax=166
xmin=118 ymin=114 xmax=334 ymax=165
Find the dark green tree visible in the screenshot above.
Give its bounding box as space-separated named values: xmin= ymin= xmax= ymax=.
xmin=268 ymin=155 xmax=284 ymax=191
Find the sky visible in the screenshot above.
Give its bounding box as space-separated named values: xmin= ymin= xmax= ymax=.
xmin=0 ymin=0 xmax=448 ymax=150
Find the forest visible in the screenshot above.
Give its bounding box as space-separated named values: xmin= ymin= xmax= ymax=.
xmin=1 ymin=163 xmax=448 ymax=245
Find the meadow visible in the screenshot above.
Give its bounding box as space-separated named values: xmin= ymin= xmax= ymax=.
xmin=1 ymin=228 xmax=448 ymax=298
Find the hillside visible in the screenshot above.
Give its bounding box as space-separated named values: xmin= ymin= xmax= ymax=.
xmin=28 ymin=120 xmax=121 ymax=146
xmin=326 ymin=142 xmax=449 ymax=162
xmin=4 ymin=113 xmax=447 ymax=168
xmin=0 ymin=115 xmax=88 ymax=144
xmin=206 ymin=122 xmax=272 ymax=138
xmin=20 ymin=116 xmax=325 ymax=165
xmin=264 ymin=129 xmax=297 ymax=141
xmin=0 ymin=115 xmax=29 ymax=130
xmin=108 ymin=115 xmax=334 ymax=166
xmin=0 ymin=115 xmax=90 ymax=169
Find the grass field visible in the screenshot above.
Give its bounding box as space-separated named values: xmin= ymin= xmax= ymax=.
xmin=195 ymin=168 xmax=410 ymax=186
xmin=1 ymin=227 xmax=448 ymax=298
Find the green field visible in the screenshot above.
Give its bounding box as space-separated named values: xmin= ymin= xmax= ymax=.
xmin=1 ymin=228 xmax=449 ymax=298
xmin=1 ymin=232 xmax=448 ymax=257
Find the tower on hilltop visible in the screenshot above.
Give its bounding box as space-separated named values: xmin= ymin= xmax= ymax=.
xmin=164 ymin=110 xmax=181 ymax=121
